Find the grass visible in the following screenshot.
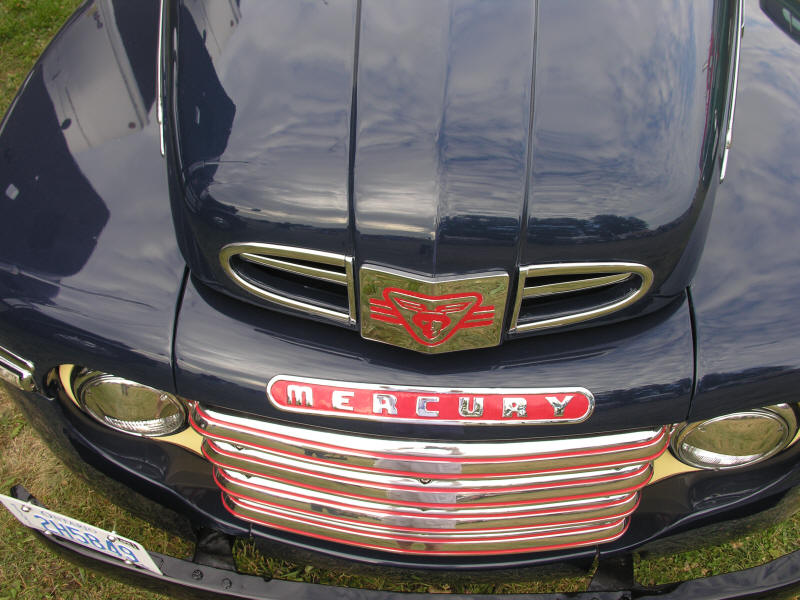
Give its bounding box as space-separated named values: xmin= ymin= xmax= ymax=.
xmin=0 ymin=0 xmax=82 ymax=110
xmin=0 ymin=389 xmax=189 ymax=600
xmin=2 ymin=1 xmax=800 ymax=598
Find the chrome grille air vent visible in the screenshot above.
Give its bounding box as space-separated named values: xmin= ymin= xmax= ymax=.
xmin=191 ymin=404 xmax=668 ymax=556
xmin=219 ymin=243 xmax=356 ymax=325
xmin=510 ymin=262 xmax=654 ymax=334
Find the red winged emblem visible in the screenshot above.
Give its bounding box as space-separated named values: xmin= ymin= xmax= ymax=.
xmin=369 ymin=288 xmax=496 ymax=347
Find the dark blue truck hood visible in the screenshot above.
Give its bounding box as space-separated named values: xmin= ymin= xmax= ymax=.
xmin=169 ymin=0 xmax=727 ymax=329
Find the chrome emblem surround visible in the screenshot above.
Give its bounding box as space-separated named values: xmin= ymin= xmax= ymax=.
xmin=359 ymin=265 xmax=509 ymax=353
xmin=267 ymin=375 xmax=595 ymax=425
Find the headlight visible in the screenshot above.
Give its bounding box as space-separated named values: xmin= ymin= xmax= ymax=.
xmin=671 ymin=404 xmax=798 ymax=469
xmin=72 ymin=369 xmax=187 ymax=437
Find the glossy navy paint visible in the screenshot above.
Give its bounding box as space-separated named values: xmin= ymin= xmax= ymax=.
xmin=0 ymin=0 xmax=798 ymax=576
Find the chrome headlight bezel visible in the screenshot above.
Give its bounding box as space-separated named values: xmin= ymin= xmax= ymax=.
xmin=670 ymin=404 xmax=798 ymax=470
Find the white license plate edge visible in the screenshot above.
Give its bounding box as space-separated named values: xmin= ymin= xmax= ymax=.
xmin=0 ymin=493 xmax=162 ymax=575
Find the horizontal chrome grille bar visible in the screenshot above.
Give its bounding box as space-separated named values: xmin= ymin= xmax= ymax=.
xmin=238 ymin=253 xmax=349 ymax=285
xmin=202 ymin=432 xmax=667 ymax=480
xmin=213 ymin=469 xmax=641 ymax=529
xmin=228 ymin=494 xmax=631 ymax=539
xmin=215 ymin=466 xmax=650 ymax=513
xmin=223 ymin=495 xmax=630 ymax=555
xmin=193 ymin=404 xmax=668 ymax=555
xmin=522 ymin=273 xmax=632 ymax=299
xmin=206 ymin=446 xmax=652 ymax=504
xmin=193 ymin=405 xmax=667 ymax=468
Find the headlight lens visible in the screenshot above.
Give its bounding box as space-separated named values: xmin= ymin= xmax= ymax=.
xmin=74 ymin=370 xmax=187 ymax=437
xmin=671 ymin=404 xmax=798 ymax=469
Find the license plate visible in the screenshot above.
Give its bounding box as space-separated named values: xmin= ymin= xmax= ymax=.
xmin=0 ymin=493 xmax=162 ymax=575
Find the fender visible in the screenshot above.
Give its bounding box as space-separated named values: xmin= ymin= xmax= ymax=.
xmin=689 ymin=0 xmax=800 ymax=419
xmin=0 ymin=0 xmax=184 ymax=392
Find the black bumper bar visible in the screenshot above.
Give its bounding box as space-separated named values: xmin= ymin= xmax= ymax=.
xmin=10 ymin=485 xmax=800 ymax=600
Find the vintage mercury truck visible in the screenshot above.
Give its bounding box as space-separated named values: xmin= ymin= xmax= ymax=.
xmin=2 ymin=0 xmax=800 ymax=597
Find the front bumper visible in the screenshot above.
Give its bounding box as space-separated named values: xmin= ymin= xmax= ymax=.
xmin=10 ymin=483 xmax=800 ymax=600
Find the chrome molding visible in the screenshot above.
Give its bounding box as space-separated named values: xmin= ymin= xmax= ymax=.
xmin=219 ymin=243 xmax=356 ymax=324
xmin=510 ymin=262 xmax=654 ymax=334
xmin=0 ymin=346 xmax=35 ymax=392
xmin=156 ymin=0 xmax=166 ymax=156
xmin=720 ymin=0 xmax=745 ymax=182
xmin=223 ymin=488 xmax=637 ymax=535
xmin=240 ymin=253 xmax=349 ymax=285
xmin=522 ymin=273 xmax=632 ymax=298
xmin=223 ymin=492 xmax=629 ymax=555
xmin=193 ymin=404 xmax=668 ymax=555
xmin=194 ymin=405 xmax=665 ymax=464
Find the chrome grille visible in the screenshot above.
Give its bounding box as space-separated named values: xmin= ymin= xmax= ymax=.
xmin=510 ymin=262 xmax=654 ymax=334
xmin=219 ymin=243 xmax=356 ymax=325
xmin=192 ymin=405 xmax=668 ymax=555
xmin=217 ymin=243 xmax=655 ymax=347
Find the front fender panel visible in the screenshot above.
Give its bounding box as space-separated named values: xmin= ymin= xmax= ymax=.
xmin=689 ymin=0 xmax=800 ymax=420
xmin=0 ymin=0 xmax=185 ymax=391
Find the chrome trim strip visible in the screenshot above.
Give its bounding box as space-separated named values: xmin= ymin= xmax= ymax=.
xmin=225 ymin=491 xmax=637 ymax=539
xmin=194 ymin=404 xmax=666 ymax=555
xmin=239 ymin=253 xmax=348 ymax=285
xmin=214 ymin=471 xmax=639 ymax=527
xmin=219 ymin=243 xmax=356 ymax=324
xmin=0 ymin=346 xmax=35 ymax=392
xmin=156 ymin=0 xmax=165 ymax=156
xmin=510 ymin=262 xmax=654 ymax=333
xmin=345 ymin=256 xmax=356 ymax=325
xmin=230 ymin=493 xmax=628 ymax=540
xmin=720 ymin=0 xmax=744 ymax=182
xmin=204 ymin=433 xmax=667 ymax=481
xmin=194 ymin=405 xmax=665 ymax=462
xmin=264 ymin=375 xmax=595 ymax=426
xmin=222 ymin=494 xmax=630 ymax=555
xmin=216 ymin=467 xmax=645 ymax=517
xmin=212 ymin=462 xmax=653 ymax=507
xmin=221 ymin=468 xmax=638 ymax=518
xmin=522 ymin=273 xmax=631 ymax=299
xmin=207 ymin=442 xmax=650 ymax=495
xmin=224 ymin=243 xmax=349 ymax=267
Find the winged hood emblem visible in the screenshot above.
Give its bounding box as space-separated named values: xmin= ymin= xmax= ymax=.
xmin=371 ymin=289 xmax=493 ymax=347
xmin=360 ymin=266 xmax=508 ymax=353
